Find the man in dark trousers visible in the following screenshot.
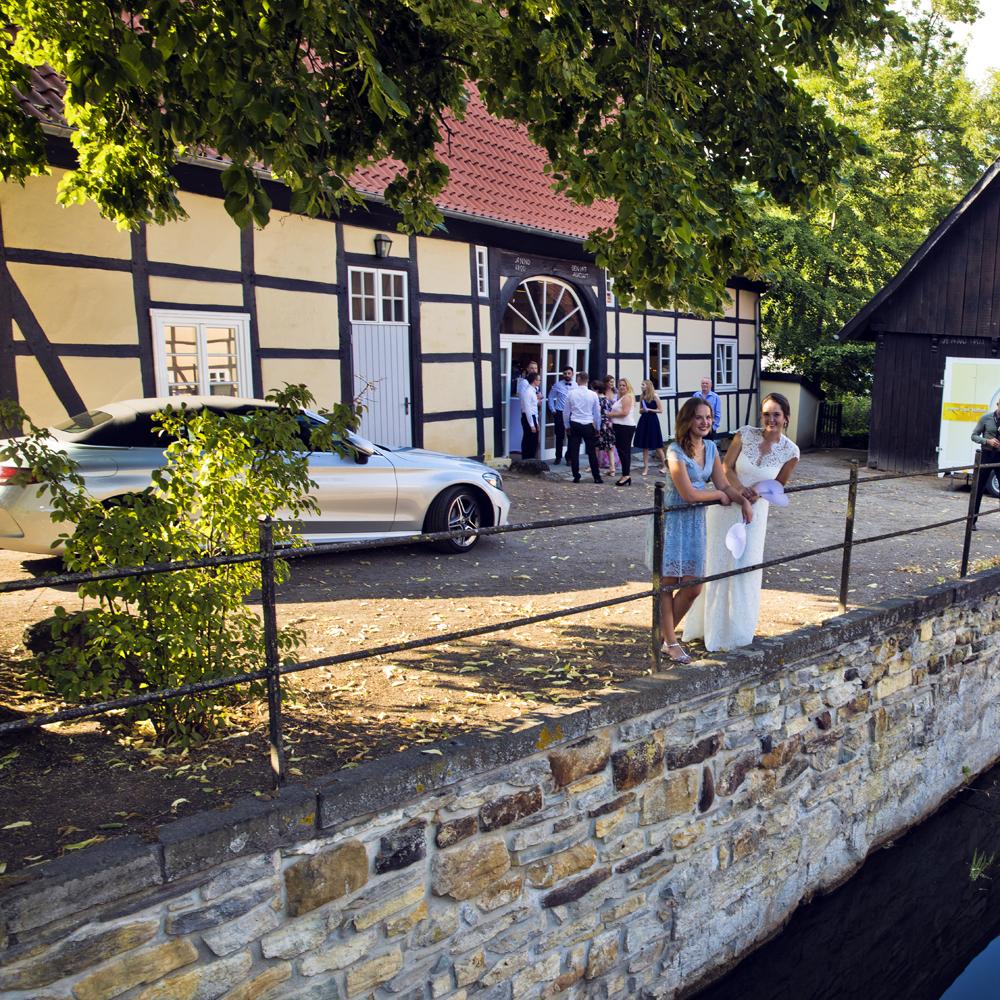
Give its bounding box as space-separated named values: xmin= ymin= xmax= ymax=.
xmin=518 ymin=370 xmax=541 ymax=459
xmin=971 ymin=395 xmax=1000 ymax=529
xmin=563 ymin=372 xmax=603 ymax=483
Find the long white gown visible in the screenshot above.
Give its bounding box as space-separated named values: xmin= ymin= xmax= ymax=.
xmin=684 ymin=426 xmax=800 ymax=651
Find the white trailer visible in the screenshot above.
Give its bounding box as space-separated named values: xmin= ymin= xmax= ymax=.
xmin=938 ymin=356 xmax=1000 ymax=497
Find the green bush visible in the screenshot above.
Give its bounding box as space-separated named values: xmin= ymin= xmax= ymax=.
xmin=1 ymin=386 xmax=358 ymax=745
xmin=838 ymin=394 xmax=872 ymax=438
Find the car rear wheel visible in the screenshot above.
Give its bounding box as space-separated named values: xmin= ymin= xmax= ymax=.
xmin=988 ymin=470 xmax=1000 ymax=499
xmin=428 ymin=486 xmax=483 ymax=553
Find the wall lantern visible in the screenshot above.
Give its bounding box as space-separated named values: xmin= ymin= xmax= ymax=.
xmin=373 ymin=233 xmax=393 ymax=259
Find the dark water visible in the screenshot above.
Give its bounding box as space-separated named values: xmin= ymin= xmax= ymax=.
xmin=693 ymin=766 xmax=1000 ymax=1000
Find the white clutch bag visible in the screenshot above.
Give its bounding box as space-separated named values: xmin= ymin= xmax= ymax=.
xmin=754 ymin=479 xmax=789 ymax=506
xmin=725 ymin=520 xmax=747 ymax=560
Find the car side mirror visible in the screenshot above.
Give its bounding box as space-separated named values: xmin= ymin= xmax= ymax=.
xmin=354 ymin=449 xmax=370 ymax=465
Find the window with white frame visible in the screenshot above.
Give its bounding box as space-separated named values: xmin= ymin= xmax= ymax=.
xmin=714 ymin=339 xmax=737 ymax=389
xmin=475 ymin=246 xmax=489 ymax=297
xmin=349 ymin=267 xmax=408 ymax=324
xmin=605 ymin=269 xmax=616 ymax=307
xmin=151 ymin=310 xmax=252 ymax=397
xmin=647 ymin=337 xmax=676 ymax=393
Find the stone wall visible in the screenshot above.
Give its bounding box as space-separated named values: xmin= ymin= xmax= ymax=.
xmin=3 ymin=570 xmax=1000 ymax=1000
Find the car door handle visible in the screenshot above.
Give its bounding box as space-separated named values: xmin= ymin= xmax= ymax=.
xmin=404 ymin=397 xmax=410 ymax=415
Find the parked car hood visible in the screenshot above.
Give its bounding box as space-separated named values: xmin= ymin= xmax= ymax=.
xmin=387 ymin=448 xmax=493 ymax=474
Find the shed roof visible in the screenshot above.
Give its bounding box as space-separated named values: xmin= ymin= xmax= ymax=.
xmin=838 ymin=157 xmax=1000 ymax=341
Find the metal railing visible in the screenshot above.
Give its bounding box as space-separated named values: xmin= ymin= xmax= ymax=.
xmin=1 ymin=454 xmax=998 ymax=791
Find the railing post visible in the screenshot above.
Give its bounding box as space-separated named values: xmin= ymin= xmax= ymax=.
xmin=652 ymin=482 xmax=664 ymax=669
xmin=838 ymin=460 xmax=859 ymax=613
xmin=258 ymin=517 xmax=286 ymax=788
xmin=961 ymin=449 xmax=982 ymax=578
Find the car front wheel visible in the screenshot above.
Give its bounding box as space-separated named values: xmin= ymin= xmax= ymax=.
xmin=988 ymin=470 xmax=1000 ymax=499
xmin=428 ymin=486 xmax=483 ymax=553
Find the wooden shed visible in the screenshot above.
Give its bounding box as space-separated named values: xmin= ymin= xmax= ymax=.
xmin=839 ymin=158 xmax=1000 ymax=472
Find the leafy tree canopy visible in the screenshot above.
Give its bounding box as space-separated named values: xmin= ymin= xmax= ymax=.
xmin=757 ymin=0 xmax=1000 ymax=395
xmin=0 ymin=0 xmax=904 ymax=312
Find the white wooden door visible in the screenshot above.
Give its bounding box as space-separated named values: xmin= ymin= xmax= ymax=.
xmin=352 ymin=322 xmax=412 ymax=448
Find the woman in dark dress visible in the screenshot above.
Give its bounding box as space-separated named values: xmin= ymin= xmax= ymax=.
xmin=597 ymin=374 xmax=618 ymax=476
xmin=635 ymin=379 xmax=666 ymax=475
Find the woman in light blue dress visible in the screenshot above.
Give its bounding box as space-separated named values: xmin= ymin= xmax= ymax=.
xmin=660 ymin=398 xmax=752 ymax=663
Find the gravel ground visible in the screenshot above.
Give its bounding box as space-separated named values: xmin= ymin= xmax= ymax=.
xmin=1 ymin=447 xmax=998 ymax=871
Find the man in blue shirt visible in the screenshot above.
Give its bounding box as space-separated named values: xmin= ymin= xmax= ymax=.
xmin=547 ymin=365 xmax=574 ymax=464
xmin=693 ymin=377 xmax=721 ymax=439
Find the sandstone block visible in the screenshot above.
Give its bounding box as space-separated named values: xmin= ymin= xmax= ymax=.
xmin=477 ymin=871 xmax=524 ymax=911
xmin=586 ymin=930 xmax=619 ymax=979
xmin=203 ymin=900 xmax=282 ymax=957
xmin=665 ymin=734 xmax=721 ymax=770
xmin=566 ymin=773 xmax=607 ymax=796
xmin=284 ymin=841 xmax=368 ymax=917
xmin=612 ymin=738 xmax=664 ymax=791
xmin=548 ymin=732 xmax=612 ymax=787
xmin=479 ymin=786 xmax=543 ymax=831
xmin=413 ymin=907 xmax=460 ymax=947
xmin=670 ymin=822 xmax=703 ymax=850
xmin=760 ymin=735 xmax=802 ymax=769
xmin=527 ymin=843 xmax=597 ymax=888
xmin=588 ymin=792 xmax=636 ymax=819
xmin=455 ymin=950 xmax=486 ymax=987
xmin=432 ymin=836 xmax=511 ymax=900
xmin=260 ymin=910 xmax=331 ymax=960
xmin=73 ymin=938 xmax=199 ymax=1000
xmin=875 ymin=669 xmax=912 ymax=699
xmin=353 ymin=881 xmax=424 ymax=931
xmin=201 ymin=855 xmax=276 ymax=901
xmin=541 ymin=867 xmax=610 ymax=908
xmin=510 ymin=952 xmax=560 ymax=997
xmin=716 ymin=751 xmax=756 ymax=796
xmin=595 ymin=809 xmax=627 ymax=839
xmin=435 ymin=815 xmax=479 ymax=849
xmin=604 ymin=893 xmax=646 ymax=921
xmin=481 ymin=952 xmax=530 ymax=987
xmin=219 ymin=962 xmax=291 ymax=1000
xmin=299 ymin=930 xmax=376 ymax=976
xmin=345 ymin=949 xmax=403 ymax=997
xmin=641 ymin=769 xmax=697 ymax=825
xmin=386 ymin=900 xmax=429 ymax=936
xmin=167 ymin=886 xmax=274 ymax=935
xmin=0 ymin=919 xmax=158 ymax=991
xmin=135 ymin=950 xmax=252 ymax=1000
xmin=606 ymin=829 xmax=645 ymax=862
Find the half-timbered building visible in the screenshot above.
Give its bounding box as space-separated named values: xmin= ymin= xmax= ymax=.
xmin=3 ymin=71 xmax=764 ymax=460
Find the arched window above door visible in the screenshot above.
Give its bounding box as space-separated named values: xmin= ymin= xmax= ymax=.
xmin=502 ymin=277 xmax=589 ymax=339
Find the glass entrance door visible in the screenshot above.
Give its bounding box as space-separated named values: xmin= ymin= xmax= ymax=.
xmin=541 ymin=344 xmax=589 ymax=459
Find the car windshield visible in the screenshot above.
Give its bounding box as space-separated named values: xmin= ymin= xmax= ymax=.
xmin=54 ymin=410 xmax=113 ymax=434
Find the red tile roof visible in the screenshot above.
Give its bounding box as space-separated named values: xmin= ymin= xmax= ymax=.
xmin=16 ymin=72 xmax=615 ymax=241
xmin=352 ymin=87 xmax=617 ymax=240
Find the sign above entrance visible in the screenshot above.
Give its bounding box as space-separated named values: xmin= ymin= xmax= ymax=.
xmin=498 ymin=252 xmax=600 ymax=286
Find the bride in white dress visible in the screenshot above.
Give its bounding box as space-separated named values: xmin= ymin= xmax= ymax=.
xmin=684 ymin=393 xmax=800 ymax=652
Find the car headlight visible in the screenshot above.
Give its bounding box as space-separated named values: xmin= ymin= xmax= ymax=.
xmin=482 ymin=471 xmax=503 ymax=491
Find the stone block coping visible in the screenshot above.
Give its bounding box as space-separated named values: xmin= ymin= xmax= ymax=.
xmin=2 ymin=567 xmax=996 ymax=912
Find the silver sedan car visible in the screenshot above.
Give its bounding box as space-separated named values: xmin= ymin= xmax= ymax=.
xmin=0 ymin=397 xmax=511 ymax=555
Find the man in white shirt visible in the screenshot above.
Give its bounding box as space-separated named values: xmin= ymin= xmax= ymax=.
xmin=547 ymin=365 xmax=574 ymax=464
xmin=563 ymin=372 xmax=603 ymax=483
xmin=518 ymin=370 xmax=541 ymax=459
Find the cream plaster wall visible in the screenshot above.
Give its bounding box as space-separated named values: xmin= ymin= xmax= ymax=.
xmin=646 ymin=314 xmax=675 ymax=335
xmin=677 ymin=317 xmax=712 ymax=355
xmin=65 ymin=357 xmax=143 ymax=407
xmin=16 ymin=355 xmax=68 ymax=424
xmin=261 ymin=359 xmax=341 ymax=407
xmin=417 ymin=238 xmax=471 ymax=297
xmin=341 ymin=225 xmax=407 ymax=261
xmin=480 ymin=361 xmax=494 ymax=409
xmin=146 ymin=191 xmax=241 ymax=271
xmin=617 ymin=313 xmax=644 ymax=355
xmin=678 ymin=359 xmax=711 ymax=393
xmin=479 ymin=306 xmax=492 ymax=355
xmin=422 ymin=363 xmax=477 ymax=412
xmin=738 ymin=324 xmax=757 ymax=355
xmin=723 ymin=288 xmax=737 ymax=318
xmin=147 ymin=276 xmax=244 ymax=307
xmin=253 ymin=212 xmax=337 ymax=283
xmin=10 ymin=263 xmax=136 ymax=344
xmin=420 ymin=302 xmax=473 ymax=354
xmin=738 ymin=289 xmax=758 ymax=320
xmin=1 ymin=171 xmax=131 ymax=259
xmin=620 ymin=360 xmax=645 ymax=393
xmin=255 ymin=287 xmax=338 ymax=351
xmin=423 ymin=419 xmax=478 ymax=458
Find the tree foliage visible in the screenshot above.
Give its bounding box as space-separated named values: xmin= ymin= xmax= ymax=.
xmin=0 ymin=0 xmax=905 ymax=311
xmin=0 ymin=386 xmax=358 ymax=745
xmin=758 ymin=0 xmax=1000 ymax=395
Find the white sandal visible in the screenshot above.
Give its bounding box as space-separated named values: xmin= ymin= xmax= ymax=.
xmin=661 ymin=642 xmax=691 ymax=664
